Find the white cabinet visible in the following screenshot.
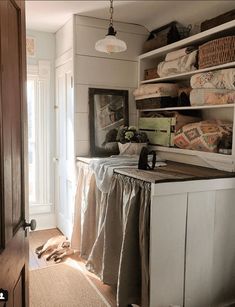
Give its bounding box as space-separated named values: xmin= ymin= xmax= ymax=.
xmin=150 ymin=178 xmax=235 ymax=307
xmin=137 ymin=21 xmax=235 ymax=172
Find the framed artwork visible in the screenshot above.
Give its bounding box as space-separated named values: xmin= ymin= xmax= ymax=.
xmin=26 ymin=36 xmax=36 ymax=57
xmin=89 ymin=88 xmax=129 ymax=156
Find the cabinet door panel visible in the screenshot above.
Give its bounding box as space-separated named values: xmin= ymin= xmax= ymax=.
xmin=150 ymin=193 xmax=187 ymax=307
xmin=185 ymin=191 xmax=215 ymax=307
xmin=212 ymin=189 xmax=235 ymax=305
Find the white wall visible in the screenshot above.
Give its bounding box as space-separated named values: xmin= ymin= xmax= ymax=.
xmin=26 ymin=29 xmax=56 ymax=230
xmin=55 ymin=18 xmax=73 ymax=67
xmin=74 ymin=15 xmax=148 ymax=156
xmin=54 ymin=16 xmax=147 ymax=235
xmin=145 ymin=1 xmax=235 ymax=32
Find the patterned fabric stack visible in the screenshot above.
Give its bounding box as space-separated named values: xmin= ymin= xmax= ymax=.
xmin=157 ymin=46 xmax=198 ymax=77
xmin=133 ymin=83 xmax=179 ymax=109
xmin=190 ymin=68 xmax=235 ymax=106
xmin=174 ymin=120 xmax=233 ymax=153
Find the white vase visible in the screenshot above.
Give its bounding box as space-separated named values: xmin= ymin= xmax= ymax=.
xmin=118 ymin=142 xmax=147 ymax=155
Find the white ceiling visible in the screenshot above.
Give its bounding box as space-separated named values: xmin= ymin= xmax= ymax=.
xmin=26 ymin=1 xmax=235 ymax=33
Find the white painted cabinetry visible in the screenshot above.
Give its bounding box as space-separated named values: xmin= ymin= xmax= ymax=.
xmin=150 ymin=178 xmax=235 ymax=307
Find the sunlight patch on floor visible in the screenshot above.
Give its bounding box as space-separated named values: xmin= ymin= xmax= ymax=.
xmin=64 ymin=258 xmax=111 ymax=307
xmin=64 ymin=257 xmax=101 ymax=281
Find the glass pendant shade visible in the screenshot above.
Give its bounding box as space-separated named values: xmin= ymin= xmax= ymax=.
xmin=95 ymin=0 xmax=127 ymax=54
xmin=95 ymin=35 xmax=127 ymax=54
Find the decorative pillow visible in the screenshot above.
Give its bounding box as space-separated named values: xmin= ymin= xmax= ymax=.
xmin=174 ymin=120 xmax=233 ymax=152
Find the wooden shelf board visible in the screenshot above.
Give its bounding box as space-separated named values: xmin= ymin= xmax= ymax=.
xmin=140 ymin=61 xmax=235 ymax=84
xmin=138 ymin=104 xmax=235 ymax=112
xmin=139 ymin=20 xmax=235 ymax=60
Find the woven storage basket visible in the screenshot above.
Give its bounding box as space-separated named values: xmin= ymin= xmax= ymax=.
xmin=201 ymin=9 xmax=235 ymax=32
xmin=199 ymin=36 xmax=235 ymax=69
xmin=144 ymin=67 xmax=159 ymax=80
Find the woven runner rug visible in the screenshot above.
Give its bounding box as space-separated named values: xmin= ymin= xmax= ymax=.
xmin=30 ymin=263 xmax=110 ymax=307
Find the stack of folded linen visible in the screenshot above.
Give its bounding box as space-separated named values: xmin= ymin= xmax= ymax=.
xmin=190 ymin=68 xmax=235 ymax=106
xmin=133 ymin=83 xmax=179 ymax=99
xmin=133 ymin=83 xmax=179 ymax=109
xmin=157 ymin=46 xmax=198 ymax=77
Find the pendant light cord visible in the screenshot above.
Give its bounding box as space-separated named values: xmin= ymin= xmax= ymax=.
xmin=109 ymin=0 xmax=114 ymax=27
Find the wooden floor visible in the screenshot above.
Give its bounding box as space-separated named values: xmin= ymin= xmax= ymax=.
xmin=29 ymin=228 xmax=116 ymax=306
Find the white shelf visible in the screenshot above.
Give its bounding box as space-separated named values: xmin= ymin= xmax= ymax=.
xmin=138 ymin=104 xmax=235 ymax=112
xmin=140 ymin=61 xmax=235 ymax=84
xmin=152 ymin=145 xmax=232 ymax=160
xmin=139 ymin=20 xmax=235 ymax=60
xmin=137 ymin=20 xmax=235 ymax=171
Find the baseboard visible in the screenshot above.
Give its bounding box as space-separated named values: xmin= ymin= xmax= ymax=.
xmin=30 ymin=213 xmax=56 ymax=231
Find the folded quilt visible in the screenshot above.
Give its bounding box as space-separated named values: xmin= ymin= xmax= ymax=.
xmin=165 ymin=46 xmax=197 ymax=62
xmin=174 ymin=120 xmax=233 ymax=153
xmin=190 ymin=68 xmax=235 ymax=89
xmin=190 ymin=89 xmax=235 ymax=106
xmin=89 ymin=156 xmax=139 ymax=193
xmin=133 ymin=83 xmax=179 ymax=98
xmin=157 ymin=50 xmax=198 ymax=77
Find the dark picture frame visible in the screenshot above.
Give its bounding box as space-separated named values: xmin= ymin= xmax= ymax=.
xmin=89 ymin=88 xmax=129 ymax=157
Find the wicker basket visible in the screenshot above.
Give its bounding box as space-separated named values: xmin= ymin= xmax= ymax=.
xmin=135 ymin=97 xmax=177 ymax=110
xmin=144 ymin=67 xmax=159 ymax=80
xmin=199 ymin=36 xmax=235 ymax=69
xmin=201 ymin=9 xmax=235 ymax=32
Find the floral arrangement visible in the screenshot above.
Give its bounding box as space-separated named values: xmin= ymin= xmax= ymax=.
xmin=117 ymin=126 xmax=148 ymax=144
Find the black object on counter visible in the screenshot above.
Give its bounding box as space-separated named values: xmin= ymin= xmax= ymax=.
xmin=138 ymin=147 xmax=156 ymax=170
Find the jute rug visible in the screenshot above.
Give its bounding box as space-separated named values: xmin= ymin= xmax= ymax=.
xmin=30 ymin=263 xmax=110 ymax=307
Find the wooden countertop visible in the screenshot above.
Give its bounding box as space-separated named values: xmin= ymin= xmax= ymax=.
xmin=114 ymin=161 xmax=235 ymax=184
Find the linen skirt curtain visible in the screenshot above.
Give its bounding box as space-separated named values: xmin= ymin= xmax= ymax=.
xmin=71 ymin=162 xmax=151 ymax=307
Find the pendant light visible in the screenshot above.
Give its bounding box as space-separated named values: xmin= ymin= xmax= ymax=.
xmin=95 ymin=0 xmax=127 ymax=54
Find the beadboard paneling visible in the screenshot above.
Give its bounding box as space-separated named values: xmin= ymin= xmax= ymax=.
xmin=185 ymin=191 xmax=215 ymax=307
xmin=75 ymin=84 xmax=89 ymax=113
xmin=75 ymin=15 xmax=148 ymax=35
xmin=56 ymin=18 xmax=73 ymax=58
xmin=212 ymin=189 xmax=235 ymax=304
xmin=75 ymin=84 xmax=136 ymax=114
xmin=75 ymin=140 xmax=90 ymax=157
xmin=75 ymin=25 xmax=147 ymax=61
xmin=75 ymin=113 xmax=89 ymax=141
xmin=150 ymin=193 xmax=187 ymax=307
xmin=75 ymin=55 xmax=137 ymax=87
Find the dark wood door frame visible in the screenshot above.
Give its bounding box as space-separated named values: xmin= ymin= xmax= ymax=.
xmin=0 ymin=0 xmax=28 ymax=306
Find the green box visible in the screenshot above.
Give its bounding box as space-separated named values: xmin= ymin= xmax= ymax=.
xmin=139 ymin=117 xmax=176 ymax=147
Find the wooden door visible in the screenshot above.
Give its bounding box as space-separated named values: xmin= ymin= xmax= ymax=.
xmin=55 ymin=61 xmax=75 ymax=238
xmin=0 ymin=1 xmax=29 ymax=306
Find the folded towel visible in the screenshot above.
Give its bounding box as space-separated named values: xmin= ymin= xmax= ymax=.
xmin=158 ymin=50 xmax=198 ymax=77
xmin=190 ymin=68 xmax=235 ymax=89
xmin=135 ymin=93 xmax=176 ymax=100
xmin=133 ymin=83 xmax=179 ymax=98
xmin=89 ymin=156 xmax=139 ymax=193
xmin=190 ymin=89 xmax=235 ymax=106
xmin=165 ymin=46 xmax=197 ymax=61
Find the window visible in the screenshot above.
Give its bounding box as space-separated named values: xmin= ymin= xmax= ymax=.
xmin=27 ymin=78 xmax=37 ymax=202
xmin=27 ymin=62 xmax=51 ymax=207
